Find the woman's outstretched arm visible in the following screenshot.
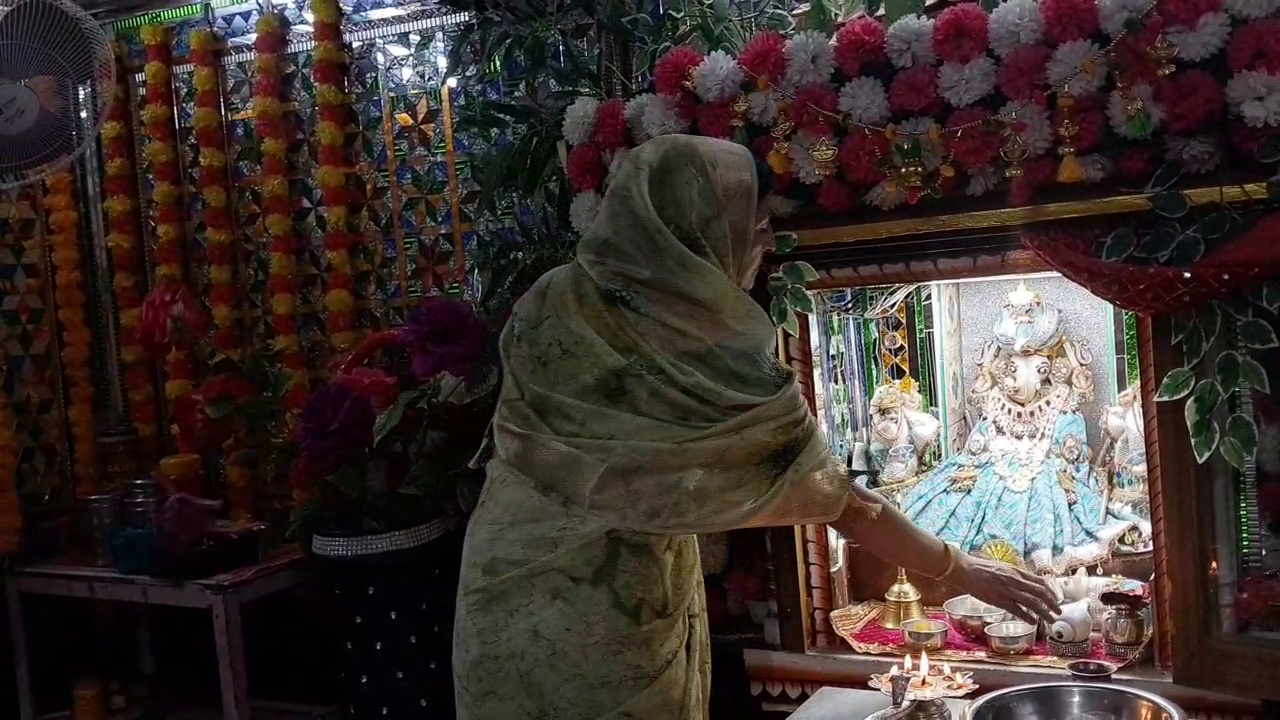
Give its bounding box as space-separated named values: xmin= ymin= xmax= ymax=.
xmin=829 ymin=484 xmax=1060 ymax=625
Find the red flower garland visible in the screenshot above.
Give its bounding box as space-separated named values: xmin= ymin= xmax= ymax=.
xmin=792 ymin=84 xmax=840 ymax=135
xmin=947 ymin=108 xmax=1002 ymax=168
xmin=738 ymin=31 xmax=787 ymax=88
xmin=998 ymin=45 xmax=1051 ymax=102
xmin=1158 ymin=0 xmax=1222 ymax=29
xmin=1155 ymin=70 xmax=1224 ymax=135
xmin=655 ymin=46 xmax=704 ymax=97
xmin=933 ymin=3 xmax=990 ymax=64
xmin=889 ymin=66 xmax=941 ymax=115
xmin=593 ymin=99 xmax=631 ymax=150
xmin=833 ymin=17 xmax=886 ymax=77
xmin=1227 ymin=19 xmax=1280 ymax=74
xmin=567 ymin=143 xmax=606 ymax=192
xmin=1041 ymin=0 xmax=1099 ymax=45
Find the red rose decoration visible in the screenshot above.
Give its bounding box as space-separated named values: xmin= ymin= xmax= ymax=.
xmin=833 ymin=17 xmax=886 ymax=76
xmin=335 ymin=367 xmax=401 ymax=412
xmin=933 ymin=3 xmax=990 ymax=64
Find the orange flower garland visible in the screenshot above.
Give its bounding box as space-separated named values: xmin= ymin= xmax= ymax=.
xmin=140 ymin=25 xmax=196 ymax=420
xmin=102 ymin=50 xmax=159 ymax=449
xmin=254 ymin=13 xmax=309 ymax=411
xmin=44 ymin=172 xmax=98 ymax=496
xmin=0 ymin=387 xmax=18 ymax=556
xmin=190 ymin=28 xmax=240 ymax=361
xmin=310 ymin=0 xmax=358 ymax=352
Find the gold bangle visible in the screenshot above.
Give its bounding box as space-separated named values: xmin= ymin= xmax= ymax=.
xmin=929 ymin=542 xmax=957 ymax=581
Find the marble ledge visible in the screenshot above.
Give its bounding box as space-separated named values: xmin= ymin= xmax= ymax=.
xmin=742 ymin=648 xmax=1258 ymax=715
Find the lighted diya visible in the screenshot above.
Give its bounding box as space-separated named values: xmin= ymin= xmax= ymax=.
xmin=867 ymin=651 xmax=979 ymax=701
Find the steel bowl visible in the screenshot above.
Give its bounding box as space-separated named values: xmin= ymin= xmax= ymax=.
xmin=1066 ymin=659 xmax=1117 ymax=682
xmin=960 ymin=682 xmax=1188 ymax=720
xmin=901 ymin=618 xmax=949 ymax=652
xmin=943 ymin=595 xmax=1008 ymax=640
xmin=984 ymin=620 xmax=1037 ymax=655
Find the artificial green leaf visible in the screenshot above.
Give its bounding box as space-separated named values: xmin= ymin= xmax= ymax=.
xmin=1187 ymin=415 xmax=1220 ymax=465
xmin=1189 ymin=378 xmax=1225 ymax=419
xmin=1238 ymin=318 xmax=1280 ymax=349
xmin=1171 ymin=315 xmax=1190 ymax=344
xmin=780 ymin=260 xmax=819 ymax=285
xmin=1165 ymin=232 xmax=1204 ymax=265
xmin=1149 ymin=191 xmax=1190 ymax=218
xmin=770 ymin=296 xmax=790 ymax=326
xmin=1101 ymin=227 xmax=1137 ymax=262
xmin=1181 ymin=321 xmax=1208 ymax=366
xmin=1136 ymin=222 xmax=1178 ymax=259
xmin=1242 ymin=356 xmax=1271 ymax=394
xmin=1199 ymin=301 xmax=1221 ymax=350
xmin=1145 ymin=162 xmax=1183 ymax=193
xmin=1220 ymin=435 xmax=1247 ymax=471
xmin=1155 ymin=367 xmax=1196 ymax=401
xmin=1224 ymin=412 xmax=1259 ymax=469
xmin=780 ymin=309 xmax=801 ymax=336
xmin=773 ymin=232 xmax=799 ymax=254
xmin=1258 ymin=133 xmax=1280 ymax=164
xmin=1195 ymin=211 xmax=1233 ymax=239
xmin=1269 ymin=172 xmax=1280 ymax=200
xmin=205 ymin=401 xmax=235 ymax=420
xmin=786 ymin=285 xmax=815 ymax=314
xmin=1215 ymin=351 xmax=1242 ymax=391
xmin=374 ymin=391 xmax=419 ymax=445
xmin=1264 ymin=283 xmax=1280 ymax=312
xmin=1222 ymin=295 xmax=1254 ymax=321
xmin=768 ymin=272 xmax=789 ymax=294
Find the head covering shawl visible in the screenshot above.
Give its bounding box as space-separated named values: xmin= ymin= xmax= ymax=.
xmin=492 ymin=135 xmax=853 ymax=535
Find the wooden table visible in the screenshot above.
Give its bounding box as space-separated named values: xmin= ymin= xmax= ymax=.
xmin=5 ymin=550 xmax=304 ymax=720
xmin=790 ymin=687 xmax=970 ymax=719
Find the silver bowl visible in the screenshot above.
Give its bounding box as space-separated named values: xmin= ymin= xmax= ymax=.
xmin=1066 ymin=659 xmax=1117 ymax=682
xmin=984 ymin=620 xmax=1037 ymax=655
xmin=901 ymin=618 xmax=948 ymax=652
xmin=943 ymin=595 xmax=1008 ymax=640
xmin=961 ymin=682 xmax=1187 ymax=720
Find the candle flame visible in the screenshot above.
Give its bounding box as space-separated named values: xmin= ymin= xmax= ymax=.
xmin=890 ymin=665 xmax=900 ymax=676
xmin=920 ymin=652 xmax=930 ymax=676
xmin=904 ymin=655 xmax=913 ymax=673
xmin=942 ymin=663 xmax=952 ymax=677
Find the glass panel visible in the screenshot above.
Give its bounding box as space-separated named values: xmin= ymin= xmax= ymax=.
xmin=1216 ymin=321 xmax=1280 ymax=641
xmin=810 ymin=272 xmax=1155 ymax=667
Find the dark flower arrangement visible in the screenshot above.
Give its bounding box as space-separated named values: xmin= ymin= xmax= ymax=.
xmin=288 ymin=295 xmax=499 ymax=538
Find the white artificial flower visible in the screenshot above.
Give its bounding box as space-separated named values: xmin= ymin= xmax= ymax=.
xmin=1168 ymin=12 xmax=1231 ymax=62
xmin=939 ymin=57 xmax=997 ymax=107
xmin=967 ymin=165 xmax=1000 ymax=196
xmin=625 ymin=94 xmax=657 ymax=141
xmin=1000 ymin=100 xmax=1054 ymax=157
xmin=838 ymin=76 xmax=891 ymax=126
xmin=898 ymin=116 xmax=945 ymax=169
xmin=606 ymin=148 xmax=631 ymax=183
xmin=1166 ymin=136 xmax=1221 ymax=174
xmin=692 ymin=50 xmax=745 ymax=103
xmin=885 ymin=14 xmax=936 ymax=69
xmin=569 ymin=191 xmax=602 ymax=234
xmin=748 ymin=90 xmax=781 ymax=125
xmin=1048 ymin=40 xmax=1107 ymax=95
xmin=1107 ymin=84 xmax=1164 ymax=138
xmin=866 ymin=179 xmax=908 ymax=210
xmin=784 ymin=30 xmax=836 ymax=89
xmin=786 ymin=130 xmax=824 ymax=185
xmin=1099 ymin=0 xmax=1151 ymax=36
xmin=1225 ymin=0 xmax=1280 ymax=19
xmin=989 ymin=0 xmax=1043 ymax=57
xmin=563 ymin=96 xmax=600 ymax=145
xmin=640 ymin=94 xmax=690 ymax=140
xmin=1080 ymin=154 xmax=1111 ymax=182
xmin=1225 ymin=71 xmax=1280 ymax=128
xmin=767 ymin=195 xmax=800 ymax=218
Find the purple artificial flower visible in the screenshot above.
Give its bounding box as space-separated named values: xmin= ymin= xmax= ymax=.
xmin=400 ymin=295 xmax=490 ymax=381
xmin=295 ymin=383 xmax=377 ymax=472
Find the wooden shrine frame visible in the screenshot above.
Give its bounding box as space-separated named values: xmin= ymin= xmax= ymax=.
xmin=749 ymin=182 xmax=1276 ymax=713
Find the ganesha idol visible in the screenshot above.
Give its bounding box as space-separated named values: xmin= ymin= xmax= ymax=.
xmin=900 ymin=283 xmax=1134 ymax=575
xmin=864 ymin=378 xmax=941 ymax=504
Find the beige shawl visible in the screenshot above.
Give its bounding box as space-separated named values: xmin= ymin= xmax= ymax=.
xmin=454 ymin=135 xmax=853 ymax=720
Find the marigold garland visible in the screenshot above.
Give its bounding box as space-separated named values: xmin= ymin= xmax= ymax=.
xmin=102 ymin=49 xmax=159 ymax=448
xmin=43 ymin=172 xmax=98 ymax=496
xmin=253 ymin=12 xmax=309 ymax=411
xmin=0 ymin=388 xmax=19 ymax=557
xmin=140 ymin=25 xmax=196 ymax=422
xmin=190 ymin=29 xmax=241 ymax=361
xmin=309 ymin=0 xmax=358 ymax=353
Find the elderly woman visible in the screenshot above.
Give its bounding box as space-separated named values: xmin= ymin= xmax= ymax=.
xmin=453 ymin=135 xmax=1058 ymax=719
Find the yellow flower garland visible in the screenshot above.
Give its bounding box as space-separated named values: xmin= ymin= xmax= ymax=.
xmin=141 ymin=25 xmax=196 ymax=416
xmin=0 ymin=388 xmax=19 ymax=557
xmin=254 ymin=13 xmax=310 ymax=410
xmin=102 ymin=49 xmax=159 ymax=450
xmin=309 ymin=0 xmax=358 ymax=352
xmin=44 ymin=172 xmax=98 ymax=496
xmin=190 ymin=28 xmax=241 ymax=361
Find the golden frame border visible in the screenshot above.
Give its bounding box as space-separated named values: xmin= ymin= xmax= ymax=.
xmin=788 ymin=183 xmax=1270 ymax=246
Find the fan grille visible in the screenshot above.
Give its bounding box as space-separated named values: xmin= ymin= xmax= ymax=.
xmin=0 ymin=0 xmax=115 ymax=189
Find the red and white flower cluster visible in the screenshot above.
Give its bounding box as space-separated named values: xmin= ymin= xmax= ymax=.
xmin=563 ymin=0 xmax=1280 ymax=231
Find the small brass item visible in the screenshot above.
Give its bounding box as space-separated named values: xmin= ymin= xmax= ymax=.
xmin=882 ymin=567 xmax=925 ymax=629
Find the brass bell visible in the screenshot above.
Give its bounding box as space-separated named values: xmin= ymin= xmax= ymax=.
xmin=881 ymin=567 xmax=925 ymax=629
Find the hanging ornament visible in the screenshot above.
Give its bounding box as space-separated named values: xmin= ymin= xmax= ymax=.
xmin=1001 ymin=112 xmax=1030 ymax=178
xmin=682 ymin=66 xmax=697 ymax=93
xmin=768 ymin=114 xmax=795 ymax=175
xmin=1118 ymin=86 xmax=1153 ymax=139
xmin=1055 ymin=95 xmax=1085 ymax=184
xmin=1147 ymin=34 xmax=1178 ymax=77
xmin=883 ymin=137 xmax=928 ymax=204
xmin=730 ymin=93 xmax=750 ymax=128
xmin=809 ymin=136 xmax=839 ymax=177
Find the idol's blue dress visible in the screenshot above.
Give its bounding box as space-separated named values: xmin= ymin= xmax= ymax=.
xmin=901 ymin=403 xmax=1132 ymax=575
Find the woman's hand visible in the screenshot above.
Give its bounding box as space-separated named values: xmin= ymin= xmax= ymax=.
xmin=947 ymin=553 xmax=1061 ymax=626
